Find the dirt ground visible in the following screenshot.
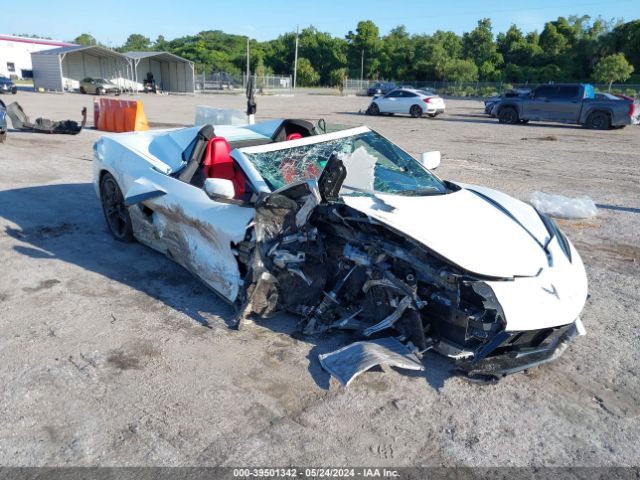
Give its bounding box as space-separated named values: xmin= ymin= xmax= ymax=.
xmin=0 ymin=91 xmax=639 ymax=467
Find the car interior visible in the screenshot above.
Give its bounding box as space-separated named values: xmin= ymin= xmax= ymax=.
xmin=176 ymin=119 xmax=316 ymax=201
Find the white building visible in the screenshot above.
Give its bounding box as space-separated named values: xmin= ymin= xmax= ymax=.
xmin=0 ymin=34 xmax=76 ymax=78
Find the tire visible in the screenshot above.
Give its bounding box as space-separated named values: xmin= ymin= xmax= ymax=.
xmin=409 ymin=105 xmax=423 ymax=118
xmin=96 ymin=87 xmax=103 ymax=96
xmin=80 ymin=86 xmax=86 ymax=94
xmin=100 ymin=172 xmax=135 ymax=243
xmin=0 ymin=131 xmax=6 ymax=143
xmin=428 ymin=113 xmax=437 ymax=118
xmin=585 ymin=111 xmax=610 ymax=130
xmin=11 ymin=88 xmax=17 ymax=94
xmin=366 ymin=103 xmax=380 ymax=115
xmin=498 ymin=107 xmax=519 ymax=124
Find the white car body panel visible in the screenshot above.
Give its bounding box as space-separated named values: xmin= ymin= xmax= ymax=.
xmin=485 ymin=237 xmax=588 ymax=331
xmin=93 ymin=132 xmax=255 ymax=302
xmin=341 ymin=189 xmax=548 ymax=278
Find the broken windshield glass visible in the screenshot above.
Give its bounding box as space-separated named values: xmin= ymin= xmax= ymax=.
xmin=241 ymin=130 xmax=447 ymax=195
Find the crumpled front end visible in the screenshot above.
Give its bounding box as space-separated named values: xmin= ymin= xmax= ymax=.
xmin=234 ymin=159 xmax=587 ymax=385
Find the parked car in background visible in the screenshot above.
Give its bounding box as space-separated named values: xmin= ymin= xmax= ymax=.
xmin=484 ymin=88 xmax=530 ymax=114
xmin=79 ymin=77 xmax=121 ymax=95
xmin=0 ymin=99 xmax=7 ymax=143
xmin=367 ymin=88 xmax=446 ymax=118
xmin=366 ymin=82 xmax=397 ymax=96
xmin=0 ymin=76 xmax=17 ymax=95
xmin=491 ymin=83 xmax=640 ymax=129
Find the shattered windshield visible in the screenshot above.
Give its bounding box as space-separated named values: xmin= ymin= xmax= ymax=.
xmin=241 ymin=129 xmax=447 ymax=195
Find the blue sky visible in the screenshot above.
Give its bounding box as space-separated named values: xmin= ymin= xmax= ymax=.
xmin=3 ymin=0 xmax=639 ymax=45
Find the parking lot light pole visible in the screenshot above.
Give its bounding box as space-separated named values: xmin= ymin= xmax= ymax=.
xmin=293 ymin=26 xmax=299 ymax=92
xmin=360 ymin=49 xmax=364 ymax=89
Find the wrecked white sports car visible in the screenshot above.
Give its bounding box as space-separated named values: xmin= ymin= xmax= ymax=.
xmin=93 ymin=119 xmax=588 ymax=384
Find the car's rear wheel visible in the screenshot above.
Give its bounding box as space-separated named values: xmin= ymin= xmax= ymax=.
xmin=585 ymin=111 xmax=610 ymax=130
xmin=409 ymin=105 xmax=423 ymax=118
xmin=428 ymin=112 xmax=437 ymax=118
xmin=366 ymin=103 xmax=380 ymax=115
xmin=498 ymin=107 xmax=519 ymax=124
xmin=96 ymin=87 xmax=104 ymax=96
xmin=0 ymin=131 xmax=6 ymax=143
xmin=100 ymin=172 xmax=135 ymax=242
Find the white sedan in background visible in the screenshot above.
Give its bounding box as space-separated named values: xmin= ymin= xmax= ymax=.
xmin=366 ymin=88 xmax=446 ymax=118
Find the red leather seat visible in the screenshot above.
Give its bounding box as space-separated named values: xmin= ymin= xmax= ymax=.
xmin=287 ymin=133 xmax=302 ymax=140
xmin=202 ymin=137 xmax=245 ymax=198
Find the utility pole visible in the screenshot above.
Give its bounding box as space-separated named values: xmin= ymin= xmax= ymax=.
xmin=246 ymin=36 xmax=250 ymax=87
xmin=360 ymin=48 xmax=364 ymax=88
xmin=293 ymin=25 xmax=299 ymax=92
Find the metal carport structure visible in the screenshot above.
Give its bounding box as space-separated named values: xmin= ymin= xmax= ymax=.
xmin=31 ymin=45 xmax=134 ymax=92
xmin=125 ymin=51 xmax=195 ymax=94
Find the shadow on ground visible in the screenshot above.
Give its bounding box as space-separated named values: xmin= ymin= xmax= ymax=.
xmin=0 ymin=182 xmax=458 ymax=390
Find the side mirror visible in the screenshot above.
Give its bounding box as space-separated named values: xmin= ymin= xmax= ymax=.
xmin=204 ymin=178 xmax=235 ymax=200
xmin=420 ymin=151 xmax=441 ymax=170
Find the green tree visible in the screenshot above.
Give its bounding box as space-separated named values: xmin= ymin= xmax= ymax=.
xmin=592 ymin=53 xmax=634 ymax=90
xmin=298 ymin=27 xmax=348 ymax=84
xmin=119 ymin=34 xmax=152 ymax=52
xmin=462 ymin=19 xmax=503 ymax=80
xmin=443 ymin=58 xmax=478 ymax=84
xmin=346 ymin=20 xmax=381 ymax=78
xmin=153 ymin=35 xmax=168 ymax=51
xmin=73 ymin=33 xmax=96 ymax=46
xmin=296 ymin=57 xmax=320 ymax=86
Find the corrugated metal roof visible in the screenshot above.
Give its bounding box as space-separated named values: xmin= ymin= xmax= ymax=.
xmin=32 ymin=45 xmax=126 ymax=60
xmin=125 ymin=51 xmax=193 ymax=64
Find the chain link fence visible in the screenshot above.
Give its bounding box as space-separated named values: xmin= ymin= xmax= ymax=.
xmin=194 ymin=72 xmax=293 ymax=93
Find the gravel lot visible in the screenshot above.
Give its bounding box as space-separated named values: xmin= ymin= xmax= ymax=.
xmin=0 ymin=91 xmax=639 ymax=467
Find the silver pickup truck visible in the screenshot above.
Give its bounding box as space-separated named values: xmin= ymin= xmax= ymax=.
xmin=492 ymin=83 xmax=640 ymax=129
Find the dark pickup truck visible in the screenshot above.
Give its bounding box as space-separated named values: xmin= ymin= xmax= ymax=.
xmin=492 ymin=83 xmax=640 ymax=129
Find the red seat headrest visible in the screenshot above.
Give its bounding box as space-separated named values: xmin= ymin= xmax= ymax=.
xmin=203 ymin=137 xmax=245 ymax=198
xmin=287 ymin=133 xmax=303 ymax=141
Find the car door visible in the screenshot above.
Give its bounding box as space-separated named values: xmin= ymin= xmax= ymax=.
xmin=378 ymin=90 xmax=403 ymax=113
xmin=553 ymin=85 xmax=582 ymax=123
xmin=398 ymin=91 xmax=421 ymax=114
xmin=525 ymin=86 xmax=558 ymax=120
xmin=133 ymin=167 xmax=255 ymax=303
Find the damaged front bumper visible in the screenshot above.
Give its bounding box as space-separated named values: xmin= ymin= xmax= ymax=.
xmin=453 ymin=318 xmax=586 ymax=381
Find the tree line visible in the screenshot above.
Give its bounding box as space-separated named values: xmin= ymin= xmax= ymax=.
xmin=70 ymin=15 xmax=640 ymax=87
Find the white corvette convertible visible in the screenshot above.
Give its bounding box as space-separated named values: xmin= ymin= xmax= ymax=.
xmin=93 ymin=119 xmax=588 ymax=384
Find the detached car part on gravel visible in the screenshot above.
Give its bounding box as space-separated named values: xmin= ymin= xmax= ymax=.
xmin=6 ymin=102 xmax=86 ymax=135
xmin=93 ymin=119 xmax=588 ymax=385
xmin=0 ymin=100 xmax=7 ymax=143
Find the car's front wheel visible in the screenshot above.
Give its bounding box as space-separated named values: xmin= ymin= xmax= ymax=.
xmin=366 ymin=103 xmax=380 ymax=115
xmin=100 ymin=172 xmax=135 ymax=242
xmin=409 ymin=105 xmax=423 ymax=118
xmin=80 ymin=86 xmax=86 ymax=94
xmin=498 ymin=106 xmax=519 ymax=124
